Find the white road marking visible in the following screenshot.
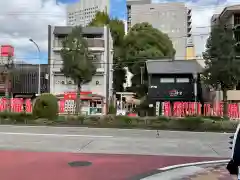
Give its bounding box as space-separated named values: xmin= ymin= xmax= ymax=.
xmin=158 ymin=159 xmax=229 ymax=171
xmin=0 ymin=132 xmax=113 ymax=138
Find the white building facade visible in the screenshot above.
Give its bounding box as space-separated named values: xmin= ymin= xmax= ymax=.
xmin=67 ymin=0 xmax=110 ymax=26
xmin=48 ymin=25 xmax=113 ymax=115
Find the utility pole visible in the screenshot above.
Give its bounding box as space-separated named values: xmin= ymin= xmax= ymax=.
xmin=105 ymin=26 xmax=110 ymax=114
xmin=4 ymin=55 xmax=13 ymax=111
xmin=29 ymin=39 xmax=41 ymax=95
xmin=140 ymin=66 xmax=144 ymax=84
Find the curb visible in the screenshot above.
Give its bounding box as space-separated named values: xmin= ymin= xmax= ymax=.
xmin=130 ymin=159 xmax=229 ymax=180
xmin=158 ymin=159 xmax=229 ymax=171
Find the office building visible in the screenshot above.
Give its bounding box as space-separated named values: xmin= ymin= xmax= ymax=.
xmin=127 ymin=1 xmax=192 ymax=60
xmin=127 ymin=0 xmax=151 ymax=31
xmin=48 ymin=25 xmax=113 ymax=115
xmin=67 ymin=0 xmax=110 ymax=26
xmin=185 ymin=37 xmax=196 ymax=60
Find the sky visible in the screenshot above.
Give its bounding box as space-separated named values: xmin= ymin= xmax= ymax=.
xmin=0 ymin=0 xmax=239 ymax=64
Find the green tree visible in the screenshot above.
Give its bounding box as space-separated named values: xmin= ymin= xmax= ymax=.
xmin=60 ymin=26 xmax=96 ymax=114
xmin=88 ymin=11 xmax=126 ymax=92
xmin=203 ymin=24 xmax=240 ymax=116
xmin=88 ymin=11 xmax=110 ymax=26
xmin=123 ymin=22 xmax=175 ymax=98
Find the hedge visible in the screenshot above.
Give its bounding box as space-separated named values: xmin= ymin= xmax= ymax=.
xmin=33 ymin=93 xmax=59 ymax=120
xmin=0 ymin=112 xmax=237 ymax=132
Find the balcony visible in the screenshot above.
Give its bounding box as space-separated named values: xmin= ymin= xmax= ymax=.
xmin=53 ymin=38 xmax=105 ymax=51
xmin=187 ymin=25 xmax=192 ymax=33
xmin=51 ymin=57 xmax=105 ymax=74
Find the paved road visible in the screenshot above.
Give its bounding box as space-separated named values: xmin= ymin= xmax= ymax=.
xmin=0 ymin=151 xmax=222 ymax=180
xmin=0 ymin=125 xmax=233 ymax=180
xmin=0 ymin=125 xmax=233 ymax=157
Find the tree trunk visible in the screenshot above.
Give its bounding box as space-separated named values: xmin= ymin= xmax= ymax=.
xmin=222 ymin=89 xmax=228 ymax=118
xmin=75 ymin=82 xmax=81 ymax=115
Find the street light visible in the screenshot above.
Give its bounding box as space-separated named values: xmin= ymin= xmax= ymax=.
xmin=29 ymin=38 xmax=41 ymax=95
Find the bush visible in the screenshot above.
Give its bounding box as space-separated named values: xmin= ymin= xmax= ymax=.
xmin=203 ymin=116 xmax=229 ymax=121
xmin=167 ymin=117 xmax=204 ymax=131
xmin=0 ymin=112 xmax=34 ymax=124
xmin=32 ymin=93 xmax=59 ymax=120
xmin=85 ymin=116 xmax=101 ymax=125
xmin=0 ymin=111 xmax=236 ymax=132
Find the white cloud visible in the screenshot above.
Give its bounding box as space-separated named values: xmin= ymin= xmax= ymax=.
xmin=0 ymin=0 xmax=66 ymax=63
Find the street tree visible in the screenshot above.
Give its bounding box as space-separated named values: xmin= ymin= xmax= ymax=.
xmin=203 ymin=24 xmax=240 ymax=116
xmin=88 ymin=11 xmax=126 ymax=93
xmin=123 ymin=22 xmax=175 ymax=97
xmin=88 ymin=11 xmax=110 ymax=27
xmin=60 ymin=26 xmax=96 ymax=114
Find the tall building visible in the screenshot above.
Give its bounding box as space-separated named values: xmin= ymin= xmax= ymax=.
xmin=48 ymin=25 xmax=113 ymax=115
xmin=185 ymin=37 xmax=195 ymax=60
xmin=127 ymin=1 xmax=192 ymax=60
xmin=67 ymin=0 xmax=110 ymax=26
xmin=127 ymin=0 xmax=151 ymax=31
xmin=211 ymin=4 xmax=240 ymax=56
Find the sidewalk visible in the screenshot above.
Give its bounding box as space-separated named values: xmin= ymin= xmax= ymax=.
xmin=140 ymin=163 xmax=234 ymax=180
xmin=179 ymin=164 xmax=234 ymax=180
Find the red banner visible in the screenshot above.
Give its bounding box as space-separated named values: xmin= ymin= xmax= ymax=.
xmin=163 ymin=102 xmax=240 ymax=119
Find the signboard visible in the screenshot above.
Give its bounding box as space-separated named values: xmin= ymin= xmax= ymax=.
xmin=64 ymin=91 xmax=92 ymax=100
xmin=148 ymin=83 xmax=195 ymax=101
xmin=156 ymin=101 xmax=160 ymax=116
xmin=169 ymin=89 xmax=183 ymax=97
xmin=1 ymin=45 xmax=14 ymax=57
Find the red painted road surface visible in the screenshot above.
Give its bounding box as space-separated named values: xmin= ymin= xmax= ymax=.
xmin=0 ymin=151 xmax=225 ymax=180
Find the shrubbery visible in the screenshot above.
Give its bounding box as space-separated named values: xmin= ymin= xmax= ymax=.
xmin=0 ymin=110 xmax=237 ymax=132
xmin=32 ymin=93 xmax=59 ymax=120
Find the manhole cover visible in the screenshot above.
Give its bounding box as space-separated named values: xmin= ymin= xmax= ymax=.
xmin=68 ymin=161 xmax=92 ymax=167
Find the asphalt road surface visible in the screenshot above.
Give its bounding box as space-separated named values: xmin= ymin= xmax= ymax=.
xmin=0 ymin=125 xmax=232 ymax=157
xmin=0 ymin=125 xmax=232 ymax=180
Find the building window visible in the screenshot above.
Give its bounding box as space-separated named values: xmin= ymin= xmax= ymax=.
xmin=176 ymin=78 xmax=189 ymax=83
xmin=160 ymin=78 xmax=174 ymax=83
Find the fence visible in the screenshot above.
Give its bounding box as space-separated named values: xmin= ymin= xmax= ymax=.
xmin=162 ymin=101 xmax=240 ymax=119
xmin=1 ymin=98 xmax=240 ymax=119
xmin=0 ymin=98 xmax=65 ymax=114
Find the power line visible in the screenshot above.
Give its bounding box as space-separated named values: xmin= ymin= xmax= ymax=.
xmin=0 ymin=32 xmax=211 ymax=43
xmin=15 ymin=58 xmax=206 ymax=66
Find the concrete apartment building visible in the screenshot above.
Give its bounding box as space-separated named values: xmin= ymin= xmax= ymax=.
xmin=47 ymin=25 xmax=113 ymax=115
xmin=67 ymin=0 xmax=110 ymax=26
xmin=210 ymin=5 xmax=240 ymax=102
xmin=127 ymin=1 xmax=192 ymax=60
xmin=211 ymin=5 xmax=240 ymax=45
